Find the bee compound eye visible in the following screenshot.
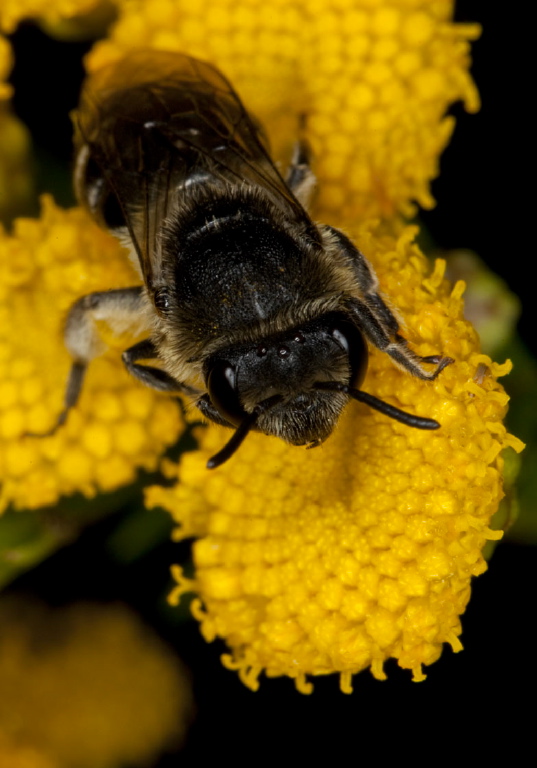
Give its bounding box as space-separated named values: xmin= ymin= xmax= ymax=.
xmin=154 ymin=288 xmax=171 ymax=313
xmin=330 ymin=322 xmax=368 ymax=389
xmin=207 ymin=361 xmax=246 ymax=427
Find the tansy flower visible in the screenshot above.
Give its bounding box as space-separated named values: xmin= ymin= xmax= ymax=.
xmin=0 ymin=0 xmax=107 ymax=36
xmin=149 ymin=222 xmax=522 ymax=693
xmin=0 ymin=198 xmax=184 ymax=512
xmin=0 ymin=0 xmax=524 ymax=692
xmin=87 ymin=0 xmax=481 ymax=221
xmin=0 ymin=599 xmax=193 ymax=766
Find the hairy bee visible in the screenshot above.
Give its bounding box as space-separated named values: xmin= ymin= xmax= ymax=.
xmin=52 ymin=50 xmax=452 ymax=468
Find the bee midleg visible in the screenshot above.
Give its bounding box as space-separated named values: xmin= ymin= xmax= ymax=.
xmin=286 ymin=139 xmax=316 ymax=208
xmin=122 ymin=339 xmax=199 ymax=396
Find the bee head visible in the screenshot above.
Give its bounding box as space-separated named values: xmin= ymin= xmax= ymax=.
xmin=203 ymin=313 xmax=368 ymax=465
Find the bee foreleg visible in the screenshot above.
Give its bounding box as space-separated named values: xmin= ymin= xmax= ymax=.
xmin=122 ymin=339 xmax=199 ymax=395
xmin=286 ymin=139 xmax=316 ymax=208
xmin=345 ymin=296 xmax=453 ymax=381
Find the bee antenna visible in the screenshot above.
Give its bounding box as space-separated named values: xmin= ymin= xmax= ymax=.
xmin=207 ymin=394 xmax=284 ymax=469
xmin=314 ymin=381 xmax=441 ymax=430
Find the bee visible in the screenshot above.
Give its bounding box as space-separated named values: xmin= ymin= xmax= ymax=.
xmin=51 ymin=49 xmax=452 ymax=468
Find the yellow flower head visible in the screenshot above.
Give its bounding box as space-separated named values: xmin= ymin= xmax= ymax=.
xmin=88 ymin=0 xmax=480 ymax=220
xmin=0 ymin=0 xmax=523 ymax=693
xmin=149 ymin=222 xmax=522 ymax=692
xmin=0 ymin=198 xmax=184 ymax=512
xmin=0 ymin=0 xmax=105 ymax=35
xmin=0 ymin=599 xmax=193 ymax=766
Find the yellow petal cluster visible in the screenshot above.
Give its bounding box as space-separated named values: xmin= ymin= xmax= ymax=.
xmin=148 ymin=222 xmax=523 ymax=692
xmin=0 ymin=197 xmax=184 ymax=512
xmin=0 ymin=599 xmax=192 ymax=766
xmin=88 ymin=0 xmax=480 ymax=220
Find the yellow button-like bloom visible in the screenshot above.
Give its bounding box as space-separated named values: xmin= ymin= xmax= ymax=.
xmin=0 ymin=599 xmax=193 ymax=766
xmin=88 ymin=0 xmax=480 ymax=220
xmin=0 ymin=198 xmax=184 ymax=512
xmin=0 ymin=0 xmax=105 ymax=35
xmin=149 ymin=222 xmax=522 ymax=692
xmin=0 ymin=0 xmax=523 ymax=692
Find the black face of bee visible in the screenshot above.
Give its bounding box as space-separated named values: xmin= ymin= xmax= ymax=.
xmin=204 ymin=313 xmax=368 ymax=445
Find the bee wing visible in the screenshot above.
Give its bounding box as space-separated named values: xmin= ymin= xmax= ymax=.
xmin=75 ymin=50 xmax=308 ymax=289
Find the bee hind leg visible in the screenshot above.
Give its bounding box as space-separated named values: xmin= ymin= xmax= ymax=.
xmin=26 ymin=287 xmax=153 ymax=437
xmin=286 ymin=139 xmax=316 ymax=208
xmin=24 ymin=361 xmax=87 ymax=438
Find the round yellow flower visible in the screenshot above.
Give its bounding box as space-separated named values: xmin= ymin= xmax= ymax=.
xmin=0 ymin=0 xmax=106 ymax=35
xmin=87 ymin=0 xmax=480 ymax=220
xmin=1 ymin=0 xmax=521 ymax=694
xmin=148 ymin=222 xmax=523 ymax=692
xmin=0 ymin=197 xmax=184 ymax=512
xmin=0 ymin=599 xmax=193 ymax=766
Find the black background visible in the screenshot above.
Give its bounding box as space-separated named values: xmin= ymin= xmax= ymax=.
xmin=5 ymin=2 xmax=534 ymax=763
